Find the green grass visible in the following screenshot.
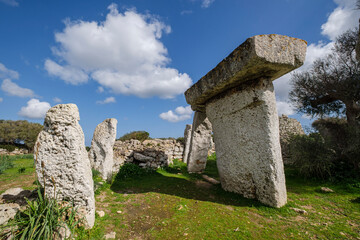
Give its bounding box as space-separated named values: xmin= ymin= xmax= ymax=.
xmin=1 ymin=155 xmax=360 ymax=239
xmin=0 ymin=154 xmax=36 ymax=193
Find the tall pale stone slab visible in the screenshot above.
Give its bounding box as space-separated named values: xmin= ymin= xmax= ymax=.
xmin=206 ymin=78 xmax=286 ymax=207
xmin=89 ymin=118 xmax=118 ymax=181
xmin=183 ymin=124 xmax=192 ymax=164
xmin=185 ymin=34 xmax=307 ymax=207
xmin=35 ymin=104 xmax=95 ymax=228
xmin=187 ymin=112 xmax=213 ymax=173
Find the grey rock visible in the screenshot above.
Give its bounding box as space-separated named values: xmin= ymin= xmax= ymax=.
xmin=185 ymin=34 xmax=307 ymax=111
xmin=96 ymin=210 xmax=105 ymax=218
xmin=183 ymin=124 xmax=192 ymax=164
xmin=0 ymin=203 xmax=20 ymax=225
xmin=89 ymin=118 xmax=117 ymax=181
xmin=187 ymin=112 xmax=213 ymax=173
xmin=104 ymin=231 xmax=116 ymax=239
xmin=34 ymin=104 xmax=95 ymax=228
xmin=133 ymin=152 xmax=155 ymax=162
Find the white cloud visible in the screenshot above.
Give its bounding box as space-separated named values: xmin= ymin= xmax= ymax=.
xmin=44 ymin=59 xmax=88 ymax=85
xmin=321 ymin=0 xmax=360 ymax=41
xmin=18 ymin=99 xmax=51 ymax=119
xmin=45 ymin=4 xmax=192 ymax=99
xmin=301 ymin=114 xmax=313 ymax=120
xmin=0 ymin=0 xmax=18 ymax=7
xmin=96 ymin=96 xmax=116 ymax=104
xmin=201 ymin=0 xmax=215 ymax=8
xmin=97 ymin=86 xmax=104 ymax=93
xmin=0 ymin=97 xmax=3 ymax=103
xmin=0 ymin=63 xmax=19 ymax=79
xmin=1 ymin=79 xmax=35 ymax=97
xmin=181 ymin=10 xmax=193 ymax=15
xmin=276 ymin=101 xmax=295 ymax=116
xmin=53 ymin=97 xmax=62 ymax=103
xmin=159 ymin=105 xmax=193 ymax=122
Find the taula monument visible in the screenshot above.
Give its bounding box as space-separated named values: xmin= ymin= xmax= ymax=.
xmin=34 ymin=104 xmax=95 ymax=228
xmin=184 ymin=34 xmax=307 ymax=208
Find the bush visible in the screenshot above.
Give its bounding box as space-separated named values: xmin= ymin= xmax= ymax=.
xmin=18 ymin=167 xmax=26 ymax=173
xmin=0 ymin=144 xmax=16 ymax=152
xmin=0 ymin=155 xmax=14 ymax=174
xmin=289 ymin=133 xmax=335 ymax=180
xmin=176 ymin=137 xmax=185 ymax=145
xmin=1 ymin=188 xmax=83 ymax=240
xmin=115 ymin=163 xmax=154 ymax=180
xmin=118 ymin=131 xmax=150 ymax=142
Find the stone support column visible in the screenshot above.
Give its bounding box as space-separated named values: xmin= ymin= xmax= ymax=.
xmin=186 ymin=112 xmax=212 ymax=173
xmin=182 ymin=124 xmax=192 ymax=164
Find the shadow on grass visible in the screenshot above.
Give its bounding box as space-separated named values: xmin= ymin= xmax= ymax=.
xmin=110 ymin=159 xmax=264 ymax=208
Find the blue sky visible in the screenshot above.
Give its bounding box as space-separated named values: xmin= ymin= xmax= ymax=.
xmin=0 ymin=0 xmax=359 ymax=145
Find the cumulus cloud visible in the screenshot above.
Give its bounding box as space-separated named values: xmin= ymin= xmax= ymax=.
xmin=274 ymin=0 xmax=357 ymax=116
xmin=96 ymin=96 xmax=116 ymax=104
xmin=0 ymin=63 xmax=19 ymax=79
xmin=53 ymin=97 xmax=62 ymax=103
xmin=321 ymin=0 xmax=360 ymax=41
xmin=44 ymin=59 xmax=88 ymax=85
xmin=1 ymin=79 xmax=35 ymax=97
xmin=0 ymin=0 xmax=18 ymax=7
xmin=97 ymin=86 xmax=104 ymax=93
xmin=159 ymin=106 xmax=193 ymax=122
xmin=201 ymin=0 xmax=215 ymax=8
xmin=45 ymin=4 xmax=192 ymax=99
xmin=0 ymin=97 xmax=3 ymax=103
xmin=18 ymin=99 xmax=51 ymax=119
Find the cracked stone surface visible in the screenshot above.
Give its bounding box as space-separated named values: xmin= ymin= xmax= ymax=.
xmin=35 ymin=104 xmax=95 ymax=228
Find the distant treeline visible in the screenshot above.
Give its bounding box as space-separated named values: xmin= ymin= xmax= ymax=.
xmin=0 ymin=120 xmax=43 ymax=151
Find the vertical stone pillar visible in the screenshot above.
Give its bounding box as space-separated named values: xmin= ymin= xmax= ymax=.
xmin=89 ymin=118 xmax=118 ymax=182
xmin=206 ymin=79 xmax=286 ymax=207
xmin=35 ymin=104 xmax=95 ymax=228
xmin=182 ymin=124 xmax=192 ymax=164
xmin=187 ymin=112 xmax=213 ymax=173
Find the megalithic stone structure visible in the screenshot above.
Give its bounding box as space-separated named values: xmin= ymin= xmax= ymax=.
xmin=182 ymin=124 xmax=192 ymax=164
xmin=89 ymin=118 xmax=118 ymax=181
xmin=35 ymin=104 xmax=95 ymax=228
xmin=186 ymin=112 xmax=213 ymax=173
xmin=184 ymin=34 xmax=307 ymax=207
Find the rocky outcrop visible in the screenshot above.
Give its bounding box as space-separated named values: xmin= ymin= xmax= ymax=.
xmin=279 ymin=115 xmax=305 ymax=164
xmin=34 ymin=104 xmax=95 ymax=228
xmin=113 ymin=139 xmax=184 ymax=170
xmin=89 ymin=118 xmax=117 ymax=181
xmin=0 ymin=148 xmax=29 ymax=155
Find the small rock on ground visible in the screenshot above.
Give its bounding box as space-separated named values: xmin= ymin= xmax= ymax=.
xmin=290 ymin=207 xmax=307 ymax=215
xmin=97 ymin=210 xmax=105 ymax=218
xmin=320 ymin=187 xmax=334 ymax=193
xmin=104 ymin=231 xmax=116 ymax=239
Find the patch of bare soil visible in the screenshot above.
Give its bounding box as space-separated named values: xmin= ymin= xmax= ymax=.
xmin=0 ymin=173 xmax=36 ymax=192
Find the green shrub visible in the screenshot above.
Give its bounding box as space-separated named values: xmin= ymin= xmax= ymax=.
xmin=118 ymin=131 xmax=150 ymax=142
xmin=162 ymin=159 xmax=187 ymax=174
xmin=176 ymin=137 xmax=185 ymax=145
xmin=0 ymin=144 xmax=16 ymax=152
xmin=86 ymin=146 xmax=91 ymax=152
xmin=289 ymin=133 xmax=334 ymax=180
xmin=1 ymin=188 xmax=83 ymax=240
xmin=0 ymin=155 xmax=14 ymax=174
xmin=115 ymin=163 xmax=154 ymax=180
xmin=18 ymin=167 xmax=26 ymax=173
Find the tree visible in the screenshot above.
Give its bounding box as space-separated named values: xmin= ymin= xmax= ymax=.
xmin=0 ymin=120 xmax=43 ymax=150
xmin=289 ymin=29 xmax=360 ymax=127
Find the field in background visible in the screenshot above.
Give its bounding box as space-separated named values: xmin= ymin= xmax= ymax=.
xmin=1 ymin=154 xmax=359 ymax=239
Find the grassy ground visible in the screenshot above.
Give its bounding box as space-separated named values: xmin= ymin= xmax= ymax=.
xmin=1 ymin=154 xmax=360 ymax=239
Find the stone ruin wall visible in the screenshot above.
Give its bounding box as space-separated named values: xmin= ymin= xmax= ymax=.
xmin=113 ymin=139 xmax=184 ymax=171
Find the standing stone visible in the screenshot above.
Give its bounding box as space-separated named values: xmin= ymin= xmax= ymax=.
xmin=89 ymin=118 xmax=117 ymax=181
xmin=187 ymin=112 xmax=213 ymax=173
xmin=185 ymin=34 xmax=307 ymax=207
xmin=34 ymin=104 xmax=95 ymax=228
xmin=183 ymin=124 xmax=192 ymax=164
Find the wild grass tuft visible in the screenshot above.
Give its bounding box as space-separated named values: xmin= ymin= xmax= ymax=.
xmin=0 ymin=155 xmax=14 ymax=174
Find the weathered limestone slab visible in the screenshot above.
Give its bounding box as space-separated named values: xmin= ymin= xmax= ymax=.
xmin=187 ymin=112 xmax=213 ymax=173
xmin=35 ymin=104 xmax=95 ymax=228
xmin=185 ymin=34 xmax=307 ymax=207
xmin=185 ymin=34 xmax=307 ymax=112
xmin=183 ymin=124 xmax=192 ymax=164
xmin=89 ymin=118 xmax=117 ymax=181
xmin=206 ymin=79 xmax=287 ymax=207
